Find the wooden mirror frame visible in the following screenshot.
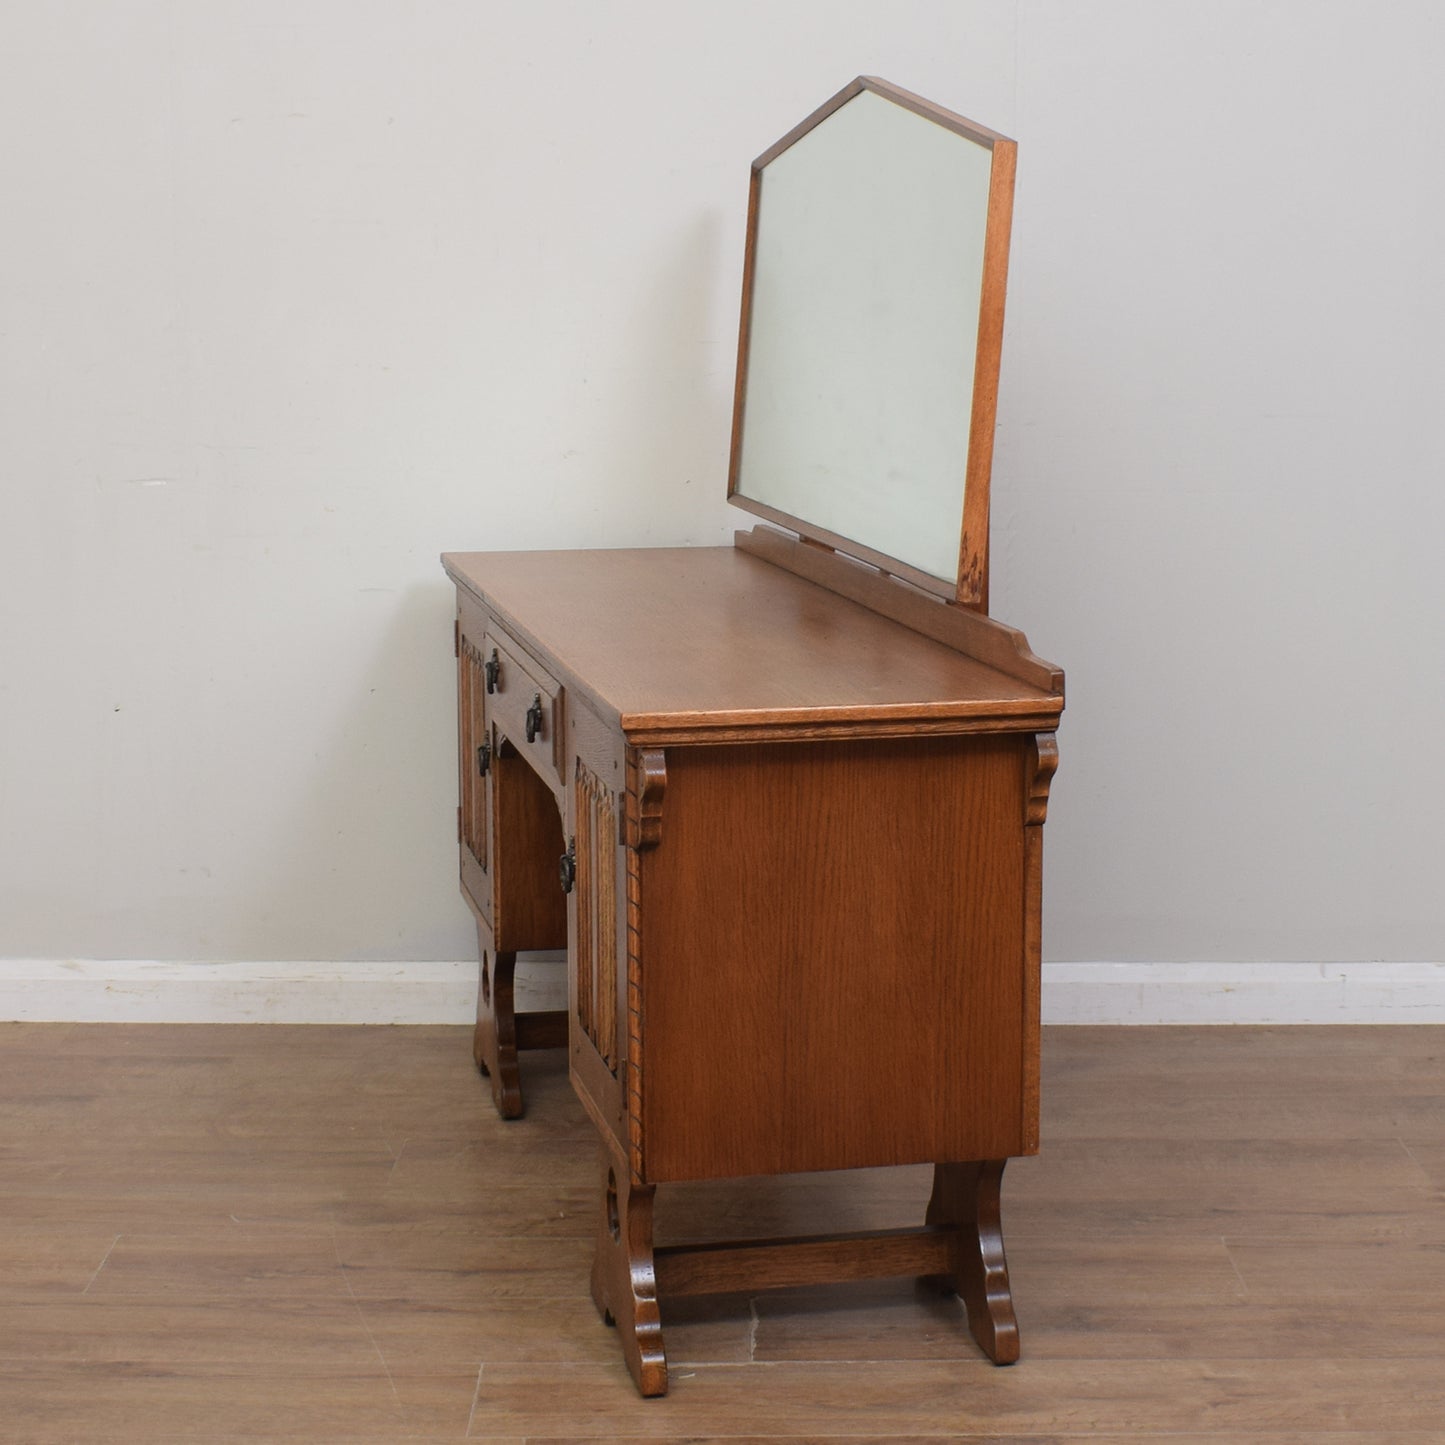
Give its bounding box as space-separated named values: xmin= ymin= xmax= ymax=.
xmin=726 ymin=76 xmax=1016 ymax=612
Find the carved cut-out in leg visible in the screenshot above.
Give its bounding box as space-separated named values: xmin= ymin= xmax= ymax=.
xmin=590 ymin=1143 xmax=667 ymax=1397
xmin=472 ymin=924 xmax=523 ymax=1119
xmin=926 ymin=1158 xmax=1019 ymax=1364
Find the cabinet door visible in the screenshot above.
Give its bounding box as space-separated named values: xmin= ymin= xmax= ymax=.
xmin=459 ymin=596 xmax=570 ymax=950
xmin=565 ymin=695 xmax=628 ymax=1149
xmin=456 ymin=604 xmax=492 ymax=924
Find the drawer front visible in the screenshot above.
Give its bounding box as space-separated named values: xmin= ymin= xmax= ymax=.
xmin=482 ymin=623 xmax=564 ymax=791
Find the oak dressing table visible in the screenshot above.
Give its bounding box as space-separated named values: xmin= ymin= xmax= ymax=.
xmin=443 ymin=77 xmax=1063 ymax=1397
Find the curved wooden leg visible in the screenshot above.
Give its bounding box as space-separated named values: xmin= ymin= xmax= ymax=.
xmin=590 ymin=1144 xmax=667 ymax=1397
xmin=471 ymin=921 xmax=523 ymax=1119
xmin=926 ymin=1158 xmax=1019 ymax=1364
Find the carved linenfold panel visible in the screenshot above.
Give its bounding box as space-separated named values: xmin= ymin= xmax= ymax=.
xmin=575 ymin=760 xmax=620 ymax=1074
xmin=576 ymin=764 xmax=593 ymax=1037
xmin=459 ymin=635 xmax=488 ymax=870
xmin=624 ymin=841 xmax=642 ymax=1178
xmin=598 ymin=787 xmax=619 ymax=1071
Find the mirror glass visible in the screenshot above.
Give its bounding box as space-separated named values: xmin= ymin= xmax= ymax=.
xmin=729 ymin=82 xmax=1007 ymax=597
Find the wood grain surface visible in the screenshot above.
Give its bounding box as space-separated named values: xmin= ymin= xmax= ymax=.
xmin=636 ymin=734 xmax=1031 ymax=1180
xmin=734 ymin=526 xmax=1062 ymax=692
xmin=5 ymin=1022 xmax=1444 ymax=1438
xmin=441 ymin=548 xmax=1061 ymax=743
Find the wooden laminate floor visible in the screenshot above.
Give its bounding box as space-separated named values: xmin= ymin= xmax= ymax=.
xmin=2 ymin=1022 xmax=1443 ymax=1442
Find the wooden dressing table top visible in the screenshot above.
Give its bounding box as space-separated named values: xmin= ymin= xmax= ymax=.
xmin=442 ymin=546 xmax=1060 ymax=744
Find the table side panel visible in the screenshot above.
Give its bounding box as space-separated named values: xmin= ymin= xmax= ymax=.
xmin=636 ymin=734 xmax=1033 ymax=1183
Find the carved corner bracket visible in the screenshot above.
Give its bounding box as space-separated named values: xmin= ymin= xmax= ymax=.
xmin=627 ymin=749 xmax=667 ymax=850
xmin=1025 ymin=733 xmax=1058 ymax=828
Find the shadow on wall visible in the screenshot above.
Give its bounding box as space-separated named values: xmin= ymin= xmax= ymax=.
xmin=581 ymin=209 xmax=738 ymax=542
xmin=219 ymin=578 xmax=476 ymax=965
xmin=222 ymin=210 xmax=736 ymax=966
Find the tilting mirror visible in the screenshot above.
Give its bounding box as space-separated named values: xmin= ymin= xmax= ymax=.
xmin=727 ymin=76 xmax=1016 ymax=609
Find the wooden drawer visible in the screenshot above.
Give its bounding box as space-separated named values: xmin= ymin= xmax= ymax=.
xmin=482 ymin=622 xmax=564 ymax=792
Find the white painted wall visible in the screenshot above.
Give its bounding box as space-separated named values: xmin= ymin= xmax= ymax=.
xmin=2 ymin=2 xmax=1441 ymax=979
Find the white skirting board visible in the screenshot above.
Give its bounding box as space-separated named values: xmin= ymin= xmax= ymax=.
xmin=2 ymin=958 xmax=1444 ymax=1026
xmin=1043 ymin=961 xmax=1445 ymax=1024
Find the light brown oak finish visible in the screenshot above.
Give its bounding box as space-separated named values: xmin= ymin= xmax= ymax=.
xmin=444 ymin=539 xmax=1063 ymax=1394
xmin=456 ymin=593 xmax=569 ymax=1119
xmin=444 ymin=546 xmax=1061 ymax=743
xmin=635 ymin=734 xmax=1033 ymax=1180
xmin=734 ymin=525 xmax=1061 ymax=694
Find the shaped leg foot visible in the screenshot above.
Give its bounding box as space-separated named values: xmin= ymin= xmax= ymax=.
xmin=590 ymin=1145 xmax=667 ymax=1397
xmin=472 ymin=930 xmax=524 ymax=1119
xmin=926 ymin=1158 xmax=1020 ymax=1364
